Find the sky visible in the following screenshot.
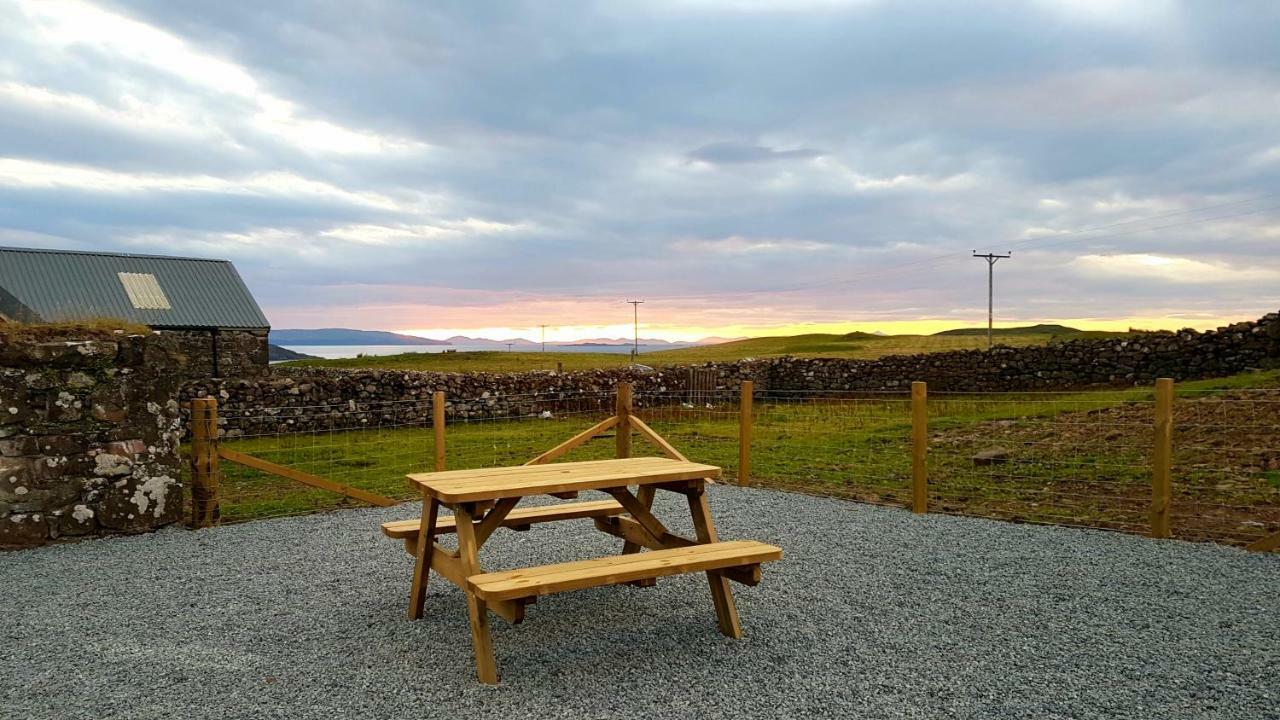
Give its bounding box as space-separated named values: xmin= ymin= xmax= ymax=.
xmin=0 ymin=0 xmax=1278 ymax=342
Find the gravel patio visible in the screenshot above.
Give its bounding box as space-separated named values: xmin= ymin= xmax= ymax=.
xmin=3 ymin=486 xmax=1277 ymax=720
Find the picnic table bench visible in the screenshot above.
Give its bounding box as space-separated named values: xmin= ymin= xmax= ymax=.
xmin=384 ymin=456 xmax=781 ymax=684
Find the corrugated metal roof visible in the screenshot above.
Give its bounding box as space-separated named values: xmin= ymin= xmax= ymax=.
xmin=0 ymin=246 xmax=269 ymax=329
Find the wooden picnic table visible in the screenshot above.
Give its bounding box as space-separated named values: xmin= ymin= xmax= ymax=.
xmin=393 ymin=456 xmax=781 ymax=684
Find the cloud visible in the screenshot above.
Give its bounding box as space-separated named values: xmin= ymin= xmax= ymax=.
xmin=1071 ymin=254 xmax=1280 ymax=285
xmin=0 ymin=1 xmax=1277 ymax=336
xmin=671 ymin=236 xmax=835 ymax=254
xmin=687 ymin=142 xmax=824 ymax=165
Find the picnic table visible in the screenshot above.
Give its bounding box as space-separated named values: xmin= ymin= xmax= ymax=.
xmin=384 ymin=456 xmax=782 ymax=684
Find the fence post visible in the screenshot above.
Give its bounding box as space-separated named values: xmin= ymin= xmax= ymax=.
xmin=738 ymin=380 xmax=753 ymax=486
xmin=615 ymin=382 xmax=633 ymax=458
xmin=433 ymin=391 xmax=446 ymax=472
xmin=911 ymin=381 xmax=928 ymax=514
xmin=189 ymin=396 xmax=221 ymax=528
xmin=1151 ymin=377 xmax=1174 ymax=538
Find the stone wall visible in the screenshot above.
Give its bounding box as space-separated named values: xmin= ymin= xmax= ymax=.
xmin=163 ymin=328 xmax=268 ymax=380
xmin=184 ymin=312 xmax=1280 ymax=437
xmin=0 ymin=332 xmax=184 ymax=548
xmin=753 ymin=313 xmax=1280 ymax=392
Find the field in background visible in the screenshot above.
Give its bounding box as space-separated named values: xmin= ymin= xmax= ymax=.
xmin=204 ymin=370 xmax=1280 ymax=547
xmin=278 ymin=326 xmax=1127 ymax=373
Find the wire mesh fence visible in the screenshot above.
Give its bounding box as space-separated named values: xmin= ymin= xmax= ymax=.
xmin=195 ymin=393 xmax=624 ymax=523
xmin=743 ymin=390 xmax=914 ymax=506
xmin=924 ymin=390 xmax=1156 ymax=535
xmin=1167 ymin=387 xmax=1280 ymax=546
xmin=184 ymin=380 xmax=1280 ymax=547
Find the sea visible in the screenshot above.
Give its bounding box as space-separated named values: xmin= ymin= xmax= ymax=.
xmin=277 ymin=344 xmax=686 ymax=360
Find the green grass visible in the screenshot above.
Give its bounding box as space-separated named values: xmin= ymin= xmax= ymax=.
xmin=280 ymin=327 xmax=1130 ymax=374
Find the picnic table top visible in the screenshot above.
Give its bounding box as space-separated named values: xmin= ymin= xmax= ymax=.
xmin=407 ymin=456 xmax=721 ymax=503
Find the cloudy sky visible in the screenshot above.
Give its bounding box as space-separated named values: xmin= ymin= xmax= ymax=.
xmin=1 ymin=0 xmax=1278 ymax=341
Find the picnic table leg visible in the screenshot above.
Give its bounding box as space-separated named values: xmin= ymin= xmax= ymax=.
xmin=407 ymin=493 xmax=440 ymax=620
xmin=621 ymin=485 xmax=658 ymax=587
xmin=687 ymin=487 xmax=743 ymax=638
xmin=454 ymin=503 xmax=499 ymax=684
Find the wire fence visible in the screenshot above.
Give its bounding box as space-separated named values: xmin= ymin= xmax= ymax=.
xmin=184 ymin=381 xmax=1280 ymax=548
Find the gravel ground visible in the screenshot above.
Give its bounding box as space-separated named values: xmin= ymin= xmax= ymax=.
xmin=3 ymin=486 xmax=1278 ymax=720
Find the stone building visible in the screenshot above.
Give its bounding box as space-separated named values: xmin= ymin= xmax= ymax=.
xmin=0 ymin=246 xmax=269 ymax=378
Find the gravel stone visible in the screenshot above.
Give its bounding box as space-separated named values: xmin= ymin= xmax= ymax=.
xmin=2 ymin=486 xmax=1277 ymax=719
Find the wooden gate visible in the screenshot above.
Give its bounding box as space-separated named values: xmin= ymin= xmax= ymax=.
xmin=688 ymin=367 xmax=718 ymax=406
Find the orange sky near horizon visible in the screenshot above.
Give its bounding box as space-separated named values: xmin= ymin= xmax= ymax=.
xmin=391 ymin=311 xmax=1264 ymax=343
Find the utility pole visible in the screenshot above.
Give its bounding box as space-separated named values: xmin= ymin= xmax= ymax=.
xmin=505 ymin=342 xmax=514 ymax=352
xmin=625 ymin=299 xmax=644 ymax=361
xmin=540 ymin=325 xmax=546 ymax=352
xmin=972 ymin=251 xmax=1011 ymax=350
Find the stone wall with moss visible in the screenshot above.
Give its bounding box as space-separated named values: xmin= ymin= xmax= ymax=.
xmin=0 ymin=331 xmax=184 ymax=548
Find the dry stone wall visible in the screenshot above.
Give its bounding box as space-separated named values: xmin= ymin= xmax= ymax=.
xmin=755 ymin=314 xmax=1280 ymax=392
xmin=0 ymin=332 xmax=184 ymax=548
xmin=183 ymin=312 xmax=1280 ymax=437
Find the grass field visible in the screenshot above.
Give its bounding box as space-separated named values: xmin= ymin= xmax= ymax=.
xmin=279 ymin=326 xmax=1127 ymax=373
xmin=205 ymin=370 xmax=1280 ymax=546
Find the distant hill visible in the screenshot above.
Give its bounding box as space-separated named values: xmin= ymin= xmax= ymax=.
xmin=271 ymin=328 xmax=449 ymax=345
xmin=933 ymin=324 xmax=1083 ymax=337
xmin=268 ymin=344 xmax=321 ymax=361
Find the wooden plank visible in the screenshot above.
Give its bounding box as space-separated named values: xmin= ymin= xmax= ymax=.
xmin=418 ymin=544 xmax=523 ymax=623
xmin=383 ymin=500 xmax=626 ymax=541
xmin=411 ymin=456 xmax=677 ymax=483
xmin=188 ymin=397 xmax=221 ymax=527
xmin=524 ymin=416 xmax=619 ymax=466
xmin=409 ymin=458 xmax=722 ymax=504
xmin=616 ymin=383 xmax=633 ymax=459
xmin=911 ymin=381 xmax=928 ymax=514
xmin=1151 ymin=378 xmax=1174 ymax=539
xmin=1245 ymin=529 xmax=1280 ymax=553
xmin=455 ymin=504 xmax=499 ymax=684
xmin=468 ymin=541 xmax=780 ymax=601
xmin=474 ymin=497 xmax=520 ymax=547
xmin=408 ymin=493 xmax=438 ymax=619
xmin=607 ymin=487 xmax=672 ymax=545
xmin=738 ymin=380 xmax=753 ymax=487
xmin=629 ymin=416 xmax=690 ymax=462
xmin=218 ymin=447 xmax=396 ymax=507
xmin=618 ymin=483 xmax=658 ymax=586
xmin=433 ymin=391 xmax=446 ymax=472
xmin=687 ymin=489 xmax=743 ymax=638
xmin=593 ymin=516 xmax=761 ymax=586
xmin=406 ymin=458 xmax=694 ymax=494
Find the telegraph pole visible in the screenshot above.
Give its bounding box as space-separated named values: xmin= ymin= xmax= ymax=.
xmin=625 ymin=300 xmax=644 ymax=361
xmin=540 ymin=325 xmax=546 ymax=352
xmin=972 ymin=251 xmax=1011 ymax=350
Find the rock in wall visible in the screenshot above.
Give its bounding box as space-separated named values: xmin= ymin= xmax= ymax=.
xmin=0 ymin=332 xmax=184 ymax=548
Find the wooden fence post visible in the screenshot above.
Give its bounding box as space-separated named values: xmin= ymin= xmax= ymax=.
xmin=911 ymin=381 xmax=928 ymax=514
xmin=189 ymin=396 xmax=221 ymax=528
xmin=433 ymin=391 xmax=446 ymax=472
xmin=738 ymin=381 xmax=753 ymax=486
xmin=1151 ymin=377 xmax=1174 ymax=538
xmin=615 ymin=382 xmax=633 ymax=458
